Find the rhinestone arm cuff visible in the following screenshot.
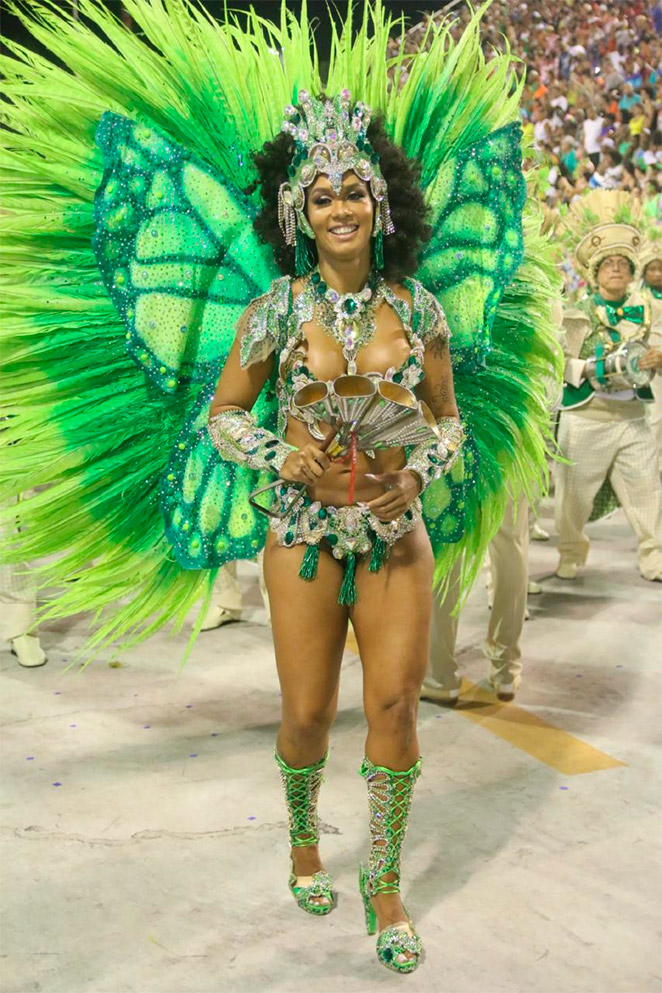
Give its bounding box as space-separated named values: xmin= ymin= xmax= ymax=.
xmin=405 ymin=417 xmax=464 ymax=493
xmin=208 ymin=409 xmax=296 ymax=475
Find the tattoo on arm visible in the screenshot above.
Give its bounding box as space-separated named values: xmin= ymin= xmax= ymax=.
xmin=432 ymin=375 xmax=453 ymax=411
xmin=427 ymin=333 xmax=449 ymax=359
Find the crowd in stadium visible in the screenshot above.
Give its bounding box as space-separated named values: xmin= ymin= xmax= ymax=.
xmin=393 ymin=1 xmax=662 ymax=215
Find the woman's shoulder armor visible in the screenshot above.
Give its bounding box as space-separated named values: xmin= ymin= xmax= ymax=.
xmin=239 ymin=276 xmax=292 ymax=368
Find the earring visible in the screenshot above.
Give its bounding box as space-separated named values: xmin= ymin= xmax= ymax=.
xmin=372 ymin=211 xmax=384 ymax=271
xmin=278 ymin=184 xmax=297 ymax=247
xmin=380 ymin=196 xmax=395 ymax=236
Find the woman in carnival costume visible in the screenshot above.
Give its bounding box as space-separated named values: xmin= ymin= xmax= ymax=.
xmin=0 ymin=0 xmax=561 ymax=973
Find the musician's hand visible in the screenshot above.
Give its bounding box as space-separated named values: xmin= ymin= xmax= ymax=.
xmin=640 ymin=347 xmax=662 ymax=372
xmin=280 ymin=445 xmax=331 ymax=485
xmin=364 ymin=470 xmax=421 ymax=522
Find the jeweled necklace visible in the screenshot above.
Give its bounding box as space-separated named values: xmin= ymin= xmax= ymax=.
xmin=310 ymin=268 xmax=385 ymax=374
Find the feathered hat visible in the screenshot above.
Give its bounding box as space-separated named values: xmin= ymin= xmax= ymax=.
xmin=562 ymin=190 xmax=642 ymax=289
xmin=637 ymin=212 xmax=662 ymax=282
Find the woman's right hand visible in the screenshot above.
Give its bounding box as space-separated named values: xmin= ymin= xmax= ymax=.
xmin=280 ymin=445 xmax=331 ymax=485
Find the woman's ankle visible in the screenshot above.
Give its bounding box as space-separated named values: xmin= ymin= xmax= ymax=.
xmin=371 ymin=889 xmax=408 ymax=927
xmin=291 ymin=842 xmax=324 ymax=877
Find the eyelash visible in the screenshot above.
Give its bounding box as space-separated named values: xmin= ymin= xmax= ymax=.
xmin=313 ymin=192 xmax=366 ymax=205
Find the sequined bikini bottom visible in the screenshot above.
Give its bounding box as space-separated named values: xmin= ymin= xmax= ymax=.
xmin=268 ymin=483 xmax=423 ymax=605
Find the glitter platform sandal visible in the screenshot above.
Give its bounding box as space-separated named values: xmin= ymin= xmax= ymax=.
xmin=275 ymin=750 xmax=335 ymax=916
xmin=359 ymin=757 xmax=423 ymax=973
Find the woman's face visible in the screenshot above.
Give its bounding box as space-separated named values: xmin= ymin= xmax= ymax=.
xmin=305 ymin=171 xmax=374 ymax=263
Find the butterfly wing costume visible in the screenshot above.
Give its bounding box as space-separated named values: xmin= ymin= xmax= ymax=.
xmin=0 ymin=0 xmax=561 ymax=656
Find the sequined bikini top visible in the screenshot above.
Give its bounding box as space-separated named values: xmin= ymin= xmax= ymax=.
xmin=239 ymin=274 xmax=450 ymax=437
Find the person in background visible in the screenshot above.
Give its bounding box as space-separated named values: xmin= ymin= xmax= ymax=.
xmin=0 ymin=496 xmax=47 ymax=667
xmin=555 ymin=191 xmax=662 ymax=582
xmin=422 ymin=494 xmax=531 ymax=706
xmin=639 ymin=231 xmax=662 ymax=470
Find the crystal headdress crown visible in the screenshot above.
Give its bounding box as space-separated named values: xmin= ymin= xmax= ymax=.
xmin=277 ymin=89 xmax=395 ymax=248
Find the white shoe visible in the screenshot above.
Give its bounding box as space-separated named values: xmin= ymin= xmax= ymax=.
xmin=420 ymin=680 xmax=460 ymax=707
xmin=530 ymin=523 xmax=550 ymax=541
xmin=528 ymin=580 xmax=542 ymax=595
xmin=493 ymin=681 xmax=516 ymax=702
xmin=11 ymin=634 xmax=47 ymax=668
xmin=556 ymin=559 xmax=579 ymax=580
xmin=200 ymin=605 xmax=242 ymax=632
xmin=488 ymin=666 xmax=521 ymax=701
xmin=487 ymin=669 xmax=522 ymax=703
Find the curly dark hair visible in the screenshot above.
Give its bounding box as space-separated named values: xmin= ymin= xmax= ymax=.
xmin=251 ymin=116 xmax=431 ymax=283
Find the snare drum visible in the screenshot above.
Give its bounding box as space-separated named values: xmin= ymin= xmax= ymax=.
xmin=585 ymin=339 xmax=653 ymax=392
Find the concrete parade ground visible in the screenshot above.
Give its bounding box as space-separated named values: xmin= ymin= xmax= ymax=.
xmin=2 ymin=501 xmax=661 ymax=993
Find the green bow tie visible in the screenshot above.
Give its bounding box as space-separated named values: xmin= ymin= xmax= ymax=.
xmin=602 ymin=302 xmax=644 ymax=327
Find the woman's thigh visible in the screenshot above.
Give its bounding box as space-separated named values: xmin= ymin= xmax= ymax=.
xmin=264 ymin=533 xmax=349 ymax=715
xmin=351 ymin=524 xmax=434 ymax=707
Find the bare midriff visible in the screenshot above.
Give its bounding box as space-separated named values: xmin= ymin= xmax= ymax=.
xmin=285 ymin=414 xmax=406 ymax=507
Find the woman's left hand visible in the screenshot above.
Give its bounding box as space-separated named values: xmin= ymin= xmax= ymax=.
xmin=364 ymin=470 xmax=421 ymax=522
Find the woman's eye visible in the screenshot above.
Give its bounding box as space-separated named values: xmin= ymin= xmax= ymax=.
xmin=348 ymin=191 xmax=365 ymax=199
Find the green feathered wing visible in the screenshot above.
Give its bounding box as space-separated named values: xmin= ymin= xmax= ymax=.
xmin=93 ymin=111 xmax=280 ymax=570
xmin=0 ymin=0 xmax=562 ymax=656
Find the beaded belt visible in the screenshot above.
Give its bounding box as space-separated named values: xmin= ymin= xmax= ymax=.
xmin=269 ymin=484 xmax=423 ymax=605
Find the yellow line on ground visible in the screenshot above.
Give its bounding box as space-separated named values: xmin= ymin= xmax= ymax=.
xmin=454 ymin=679 xmax=627 ymax=776
xmin=344 ymin=631 xmax=625 ymax=775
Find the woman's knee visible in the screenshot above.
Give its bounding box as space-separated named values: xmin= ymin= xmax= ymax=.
xmin=365 ymin=691 xmax=418 ymax=738
xmin=281 ymin=701 xmax=336 ymax=742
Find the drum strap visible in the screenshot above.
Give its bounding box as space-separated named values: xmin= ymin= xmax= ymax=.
xmin=595 ymin=342 xmax=607 ymax=385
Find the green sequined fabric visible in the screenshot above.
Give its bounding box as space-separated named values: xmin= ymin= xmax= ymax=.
xmin=94 ymin=113 xmax=279 ymax=393
xmin=419 ymin=123 xmax=526 ymax=370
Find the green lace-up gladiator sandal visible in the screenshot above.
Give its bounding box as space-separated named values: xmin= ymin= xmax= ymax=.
xmin=274 ymin=750 xmax=335 ymax=916
xmin=359 ymin=756 xmax=423 ymax=974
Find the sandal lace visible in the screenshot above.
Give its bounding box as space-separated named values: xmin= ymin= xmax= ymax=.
xmin=275 ymin=750 xmax=327 ymax=847
xmin=360 ymin=756 xmax=422 ymax=896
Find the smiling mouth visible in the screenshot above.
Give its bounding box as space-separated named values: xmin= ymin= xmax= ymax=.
xmin=329 ymin=224 xmax=359 ymax=236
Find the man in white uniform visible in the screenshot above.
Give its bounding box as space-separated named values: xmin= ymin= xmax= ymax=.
xmin=422 ymin=493 xmax=530 ymax=705
xmin=555 ymin=191 xmax=662 ymax=582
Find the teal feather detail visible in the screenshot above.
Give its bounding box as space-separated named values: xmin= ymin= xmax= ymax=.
xmin=368 ymin=537 xmax=388 ymax=573
xmin=337 ymin=554 xmax=358 ymax=606
xmin=299 ymin=544 xmax=320 ymax=581
xmin=373 ymin=230 xmax=385 ymax=271
xmin=295 ymin=230 xmax=315 ymax=277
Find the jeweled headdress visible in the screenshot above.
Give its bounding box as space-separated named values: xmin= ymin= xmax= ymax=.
xmin=277 ymin=90 xmax=395 ymax=254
